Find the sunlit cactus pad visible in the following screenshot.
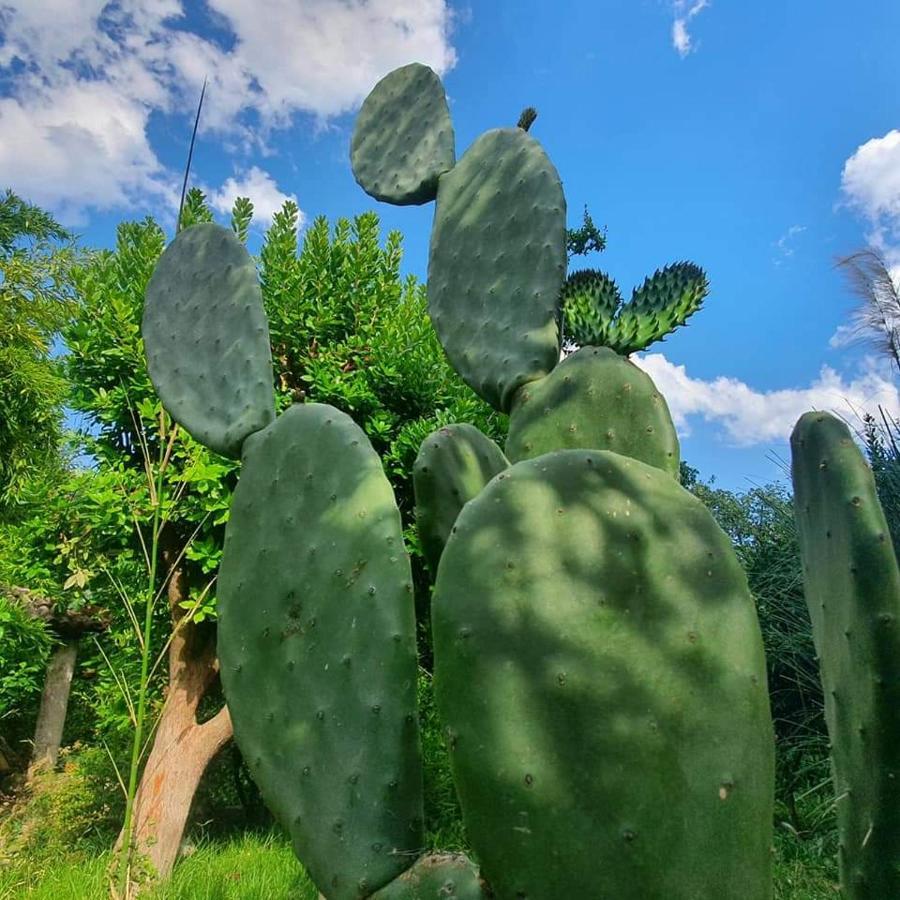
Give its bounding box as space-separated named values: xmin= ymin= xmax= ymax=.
xmin=413 ymin=423 xmax=508 ymax=574
xmin=792 ymin=411 xmax=900 ymax=899
xmin=505 ymin=345 xmax=679 ymax=475
xmin=351 ymin=63 xmax=455 ymax=205
xmin=218 ymin=403 xmax=423 ymax=899
xmin=370 ymin=853 xmax=486 ymax=899
xmin=433 ymin=449 xmax=774 ymax=900
xmin=142 ymin=223 xmax=274 ymax=457
xmin=428 ymin=128 xmax=566 ymax=412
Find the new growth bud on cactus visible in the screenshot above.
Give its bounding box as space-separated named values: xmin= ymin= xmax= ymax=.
xmin=563 ymin=261 xmax=709 ymax=354
xmin=791 ymin=411 xmax=900 ymax=900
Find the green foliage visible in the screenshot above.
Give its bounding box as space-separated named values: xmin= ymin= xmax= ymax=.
xmin=0 ymin=190 xmax=77 ymax=510
xmin=565 ymin=205 xmax=606 ymax=258
xmin=0 ymin=745 xmax=123 ymax=861
xmin=685 ymin=471 xmax=832 ymax=838
xmin=0 ymin=592 xmax=53 ymax=728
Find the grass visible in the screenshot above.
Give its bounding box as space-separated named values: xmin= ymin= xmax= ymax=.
xmin=0 ymin=827 xmax=840 ymax=900
xmin=0 ymin=833 xmax=316 ymax=900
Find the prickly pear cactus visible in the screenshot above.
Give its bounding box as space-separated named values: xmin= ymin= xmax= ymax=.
xmin=505 ymin=345 xmax=679 ymax=474
xmin=433 ymin=449 xmax=774 ymax=900
xmin=217 ymin=403 xmax=423 ymax=899
xmin=561 ymin=268 xmax=622 ymax=348
xmin=427 ymin=129 xmax=566 ymax=412
xmin=791 ymin=411 xmax=900 ymax=900
xmin=142 ymin=226 xmax=426 ymax=899
xmin=413 ymin=424 xmax=508 ymax=574
xmin=562 ymin=261 xmax=708 ymax=355
xmin=369 ymin=854 xmax=486 ymax=899
xmin=351 ymin=63 xmax=455 ymax=205
xmin=142 ymin=223 xmax=274 ymax=457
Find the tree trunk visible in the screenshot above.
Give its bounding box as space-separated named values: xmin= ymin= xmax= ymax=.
xmin=119 ymin=535 xmax=233 ymax=881
xmin=30 ymin=639 xmax=78 ymax=770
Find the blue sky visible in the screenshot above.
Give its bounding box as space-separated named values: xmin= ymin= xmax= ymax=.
xmin=3 ymin=1 xmax=900 ymax=489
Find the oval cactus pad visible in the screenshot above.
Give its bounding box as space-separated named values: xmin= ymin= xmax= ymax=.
xmin=351 ymin=63 xmax=455 ymax=205
xmin=370 ymin=853 xmax=486 ymax=900
xmin=413 ymin=423 xmax=508 ymax=574
xmin=142 ymin=223 xmax=274 ymax=458
xmin=433 ymin=449 xmax=774 ymax=900
xmin=427 ymin=128 xmax=566 ymax=412
xmin=792 ymin=411 xmax=900 ymax=898
xmin=506 ymin=346 xmax=680 ymax=475
xmin=218 ymin=403 xmax=423 ymax=899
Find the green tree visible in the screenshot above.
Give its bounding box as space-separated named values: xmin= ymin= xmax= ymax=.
xmin=10 ymin=188 xmax=501 ymax=883
xmin=0 ymin=190 xmax=78 ymax=512
xmin=682 ymin=465 xmax=831 ymax=839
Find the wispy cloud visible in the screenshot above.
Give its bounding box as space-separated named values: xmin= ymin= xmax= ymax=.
xmin=773 ymin=224 xmax=806 ymax=265
xmin=671 ymin=0 xmax=710 ymax=58
xmin=635 ymin=352 xmax=900 ymax=445
xmin=0 ymin=1 xmax=457 ymax=222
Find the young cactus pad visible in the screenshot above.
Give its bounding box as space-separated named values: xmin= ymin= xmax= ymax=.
xmin=432 ymin=449 xmax=774 ymax=900
xmin=369 ymin=854 xmax=486 ymax=899
xmin=505 ymin=345 xmax=680 ymax=475
xmin=791 ymin=411 xmax=900 ymax=899
xmin=351 ymin=63 xmax=455 ymax=205
xmin=217 ymin=403 xmax=423 ymax=899
xmin=561 ymin=269 xmax=622 ymax=348
xmin=413 ymin=423 xmax=508 ymax=574
xmin=563 ymin=262 xmax=708 ymax=355
xmin=142 ymin=223 xmax=274 ymax=457
xmin=427 ymin=128 xmax=567 ymax=412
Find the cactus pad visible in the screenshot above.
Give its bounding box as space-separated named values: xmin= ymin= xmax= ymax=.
xmin=142 ymin=223 xmax=274 ymax=457
xmin=218 ymin=403 xmax=423 ymax=899
xmin=505 ymin=346 xmax=679 ymax=475
xmin=413 ymin=424 xmax=508 ymax=574
xmin=433 ymin=449 xmax=774 ymax=899
xmin=608 ymin=262 xmax=708 ymax=354
xmin=427 ymin=128 xmax=566 ymax=411
xmin=562 ymin=269 xmax=622 ymax=347
xmin=370 ymin=854 xmax=486 ymax=899
xmin=791 ymin=411 xmax=900 ymax=899
xmin=351 ymin=63 xmax=455 ymax=206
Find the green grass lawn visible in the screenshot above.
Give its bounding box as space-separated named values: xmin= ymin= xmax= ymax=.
xmin=0 ymin=830 xmax=839 ymax=899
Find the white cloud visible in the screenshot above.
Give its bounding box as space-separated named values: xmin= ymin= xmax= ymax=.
xmin=634 ymin=352 xmax=900 ymax=445
xmin=207 ymin=167 xmax=301 ymax=227
xmin=773 ymin=224 xmax=806 ymax=264
xmin=671 ymin=0 xmax=709 ymax=58
xmin=841 ymin=129 xmax=900 ymax=268
xmin=0 ymin=0 xmax=457 ymax=220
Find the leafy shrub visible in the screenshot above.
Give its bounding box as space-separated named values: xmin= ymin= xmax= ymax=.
xmin=0 ymin=744 xmax=122 ymax=861
xmin=0 ymin=592 xmax=52 ymax=756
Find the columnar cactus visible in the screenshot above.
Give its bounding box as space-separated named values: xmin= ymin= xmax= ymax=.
xmin=791 ymin=411 xmax=900 ymax=899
